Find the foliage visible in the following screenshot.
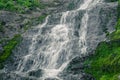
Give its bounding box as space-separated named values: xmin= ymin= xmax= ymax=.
xmin=110 ymin=19 xmax=120 ymax=40
xmin=0 ymin=34 xmax=22 ymax=69
xmin=84 ymin=40 xmax=120 ymax=80
xmin=0 ymin=0 xmax=46 ymax=13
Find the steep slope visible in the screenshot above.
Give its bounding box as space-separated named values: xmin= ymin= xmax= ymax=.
xmin=0 ymin=0 xmax=118 ymax=80
xmin=83 ymin=0 xmax=120 ymax=80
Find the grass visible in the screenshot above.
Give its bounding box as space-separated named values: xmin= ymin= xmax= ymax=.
xmin=0 ymin=34 xmax=22 ymax=69
xmin=84 ymin=41 xmax=120 ymax=80
xmin=83 ymin=0 xmax=120 ymax=80
xmin=0 ymin=0 xmax=46 ymax=13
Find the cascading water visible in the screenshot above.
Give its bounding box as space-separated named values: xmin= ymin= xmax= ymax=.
xmin=15 ymin=0 xmax=102 ymax=79
xmin=0 ymin=0 xmax=118 ymax=80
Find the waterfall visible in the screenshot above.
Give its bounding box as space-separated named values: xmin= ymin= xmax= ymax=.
xmin=13 ymin=0 xmax=103 ymax=80
xmin=3 ymin=0 xmax=119 ymax=80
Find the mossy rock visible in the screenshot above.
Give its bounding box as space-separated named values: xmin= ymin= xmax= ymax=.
xmin=0 ymin=34 xmax=22 ymax=69
xmin=84 ymin=39 xmax=120 ymax=80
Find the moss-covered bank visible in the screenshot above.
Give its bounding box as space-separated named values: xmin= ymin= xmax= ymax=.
xmin=84 ymin=0 xmax=120 ymax=80
xmin=84 ymin=40 xmax=120 ymax=80
xmin=0 ymin=34 xmax=22 ymax=69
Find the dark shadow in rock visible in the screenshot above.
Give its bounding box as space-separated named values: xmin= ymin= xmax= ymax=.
xmin=45 ymin=78 xmax=59 ymax=80
xmin=28 ymin=69 xmax=43 ymax=78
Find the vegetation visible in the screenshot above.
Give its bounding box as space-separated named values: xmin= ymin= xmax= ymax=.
xmin=0 ymin=34 xmax=22 ymax=69
xmin=23 ymin=14 xmax=47 ymax=31
xmin=110 ymin=18 xmax=120 ymax=40
xmin=84 ymin=41 xmax=120 ymax=80
xmin=84 ymin=0 xmax=120 ymax=80
xmin=0 ymin=0 xmax=46 ymax=13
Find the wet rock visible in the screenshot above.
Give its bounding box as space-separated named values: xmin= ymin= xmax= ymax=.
xmin=28 ymin=69 xmax=43 ymax=78
xmin=104 ymin=0 xmax=118 ymax=2
xmin=64 ymin=57 xmax=84 ymax=74
xmin=0 ymin=0 xmax=118 ymax=80
xmin=0 ymin=44 xmax=3 ymax=53
xmin=0 ymin=72 xmax=37 ymax=80
xmin=81 ymin=73 xmax=95 ymax=80
xmin=59 ymin=74 xmax=83 ymax=80
xmin=45 ymin=78 xmax=59 ymax=80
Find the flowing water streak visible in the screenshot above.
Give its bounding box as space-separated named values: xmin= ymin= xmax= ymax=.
xmin=79 ymin=12 xmax=88 ymax=54
xmin=41 ymin=12 xmax=70 ymax=79
xmin=15 ymin=0 xmax=102 ymax=79
xmin=60 ymin=11 xmax=70 ymax=24
xmin=17 ymin=16 xmax=50 ymax=72
xmin=78 ymin=0 xmax=102 ymax=54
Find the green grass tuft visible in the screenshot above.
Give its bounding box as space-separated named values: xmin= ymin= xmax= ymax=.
xmin=0 ymin=34 xmax=22 ymax=69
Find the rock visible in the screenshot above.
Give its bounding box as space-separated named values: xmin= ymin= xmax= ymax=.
xmin=0 ymin=44 xmax=3 ymax=53
xmin=45 ymin=78 xmax=59 ymax=80
xmin=104 ymin=0 xmax=118 ymax=2
xmin=81 ymin=73 xmax=95 ymax=80
xmin=28 ymin=69 xmax=43 ymax=78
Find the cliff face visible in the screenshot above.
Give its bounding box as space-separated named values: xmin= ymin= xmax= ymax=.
xmin=0 ymin=0 xmax=119 ymax=80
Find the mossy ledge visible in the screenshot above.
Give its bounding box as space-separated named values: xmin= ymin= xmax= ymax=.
xmin=0 ymin=34 xmax=22 ymax=69
xmin=84 ymin=0 xmax=120 ymax=80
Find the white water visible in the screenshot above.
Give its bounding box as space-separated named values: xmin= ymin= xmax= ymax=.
xmin=15 ymin=0 xmax=102 ymax=80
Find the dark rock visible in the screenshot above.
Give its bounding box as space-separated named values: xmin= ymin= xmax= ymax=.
xmin=81 ymin=73 xmax=95 ymax=80
xmin=0 ymin=44 xmax=3 ymax=53
xmin=104 ymin=0 xmax=118 ymax=2
xmin=1 ymin=21 xmax=6 ymax=25
xmin=28 ymin=69 xmax=43 ymax=78
xmin=45 ymin=78 xmax=59 ymax=80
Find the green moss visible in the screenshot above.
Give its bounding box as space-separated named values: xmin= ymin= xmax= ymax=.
xmin=38 ymin=15 xmax=47 ymax=22
xmin=0 ymin=34 xmax=22 ymax=69
xmin=0 ymin=0 xmax=46 ymax=13
xmin=110 ymin=19 xmax=120 ymax=40
xmin=109 ymin=0 xmax=120 ymax=40
xmin=84 ymin=40 xmax=120 ymax=80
